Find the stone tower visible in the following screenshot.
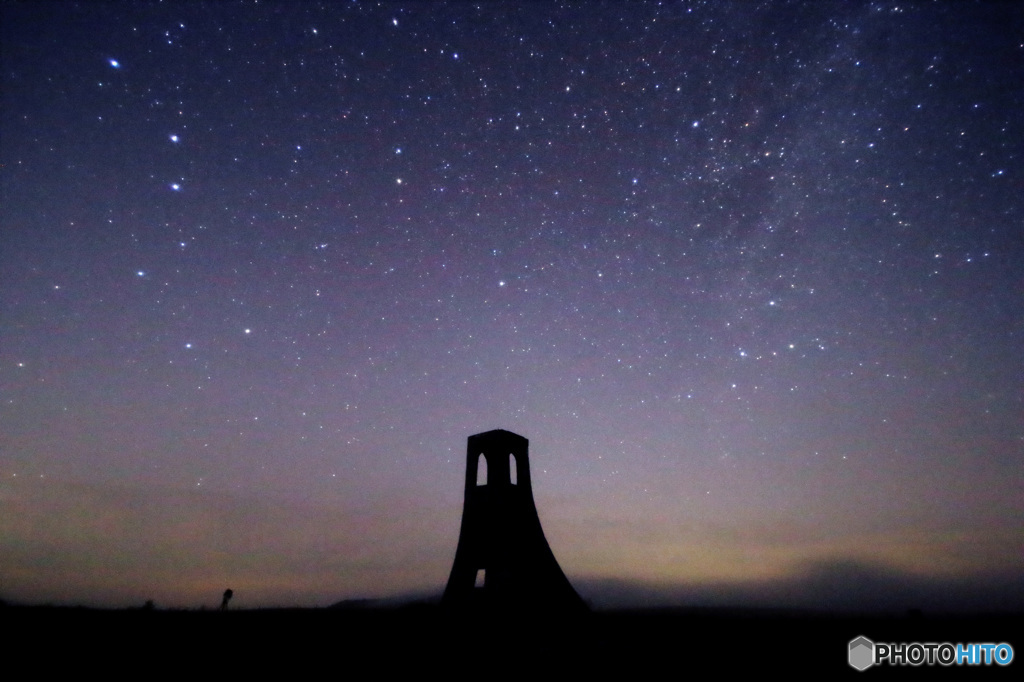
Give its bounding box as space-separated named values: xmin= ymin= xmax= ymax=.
xmin=442 ymin=429 xmax=586 ymax=612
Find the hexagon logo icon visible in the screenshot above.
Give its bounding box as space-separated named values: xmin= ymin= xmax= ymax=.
xmin=849 ymin=636 xmax=875 ymax=671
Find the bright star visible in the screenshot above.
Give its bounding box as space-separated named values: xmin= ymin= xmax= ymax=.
xmin=170 ymin=183 xmax=181 ymax=191
xmin=170 ymin=134 xmax=179 ymax=143
xmin=109 ymin=59 xmax=120 ymax=68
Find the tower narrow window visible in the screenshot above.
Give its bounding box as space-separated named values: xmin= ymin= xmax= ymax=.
xmin=476 ymin=454 xmax=487 ymax=486
xmin=509 ymin=453 xmax=517 ymax=485
xmin=475 ymin=569 xmax=485 ymax=588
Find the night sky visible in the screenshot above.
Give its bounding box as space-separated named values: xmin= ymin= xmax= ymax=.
xmin=2 ymin=1 xmax=1022 ymax=610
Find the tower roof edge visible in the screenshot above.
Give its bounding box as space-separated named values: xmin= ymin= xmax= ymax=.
xmin=469 ymin=428 xmax=528 ymax=444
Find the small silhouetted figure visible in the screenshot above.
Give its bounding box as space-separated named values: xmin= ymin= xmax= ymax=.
xmin=220 ymin=589 xmax=234 ymax=611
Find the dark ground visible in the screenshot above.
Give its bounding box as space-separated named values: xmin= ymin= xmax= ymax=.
xmin=2 ymin=603 xmax=1018 ymax=675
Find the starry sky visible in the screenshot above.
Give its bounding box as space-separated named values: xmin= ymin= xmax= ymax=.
xmin=2 ymin=1 xmax=1022 ymax=610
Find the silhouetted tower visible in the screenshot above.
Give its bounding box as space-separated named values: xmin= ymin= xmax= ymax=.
xmin=443 ymin=429 xmax=587 ymax=612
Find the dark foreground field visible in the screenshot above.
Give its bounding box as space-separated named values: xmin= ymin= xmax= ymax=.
xmin=3 ymin=603 xmax=1019 ymax=675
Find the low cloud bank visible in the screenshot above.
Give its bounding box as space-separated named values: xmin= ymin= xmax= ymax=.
xmin=575 ymin=559 xmax=1024 ymax=613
